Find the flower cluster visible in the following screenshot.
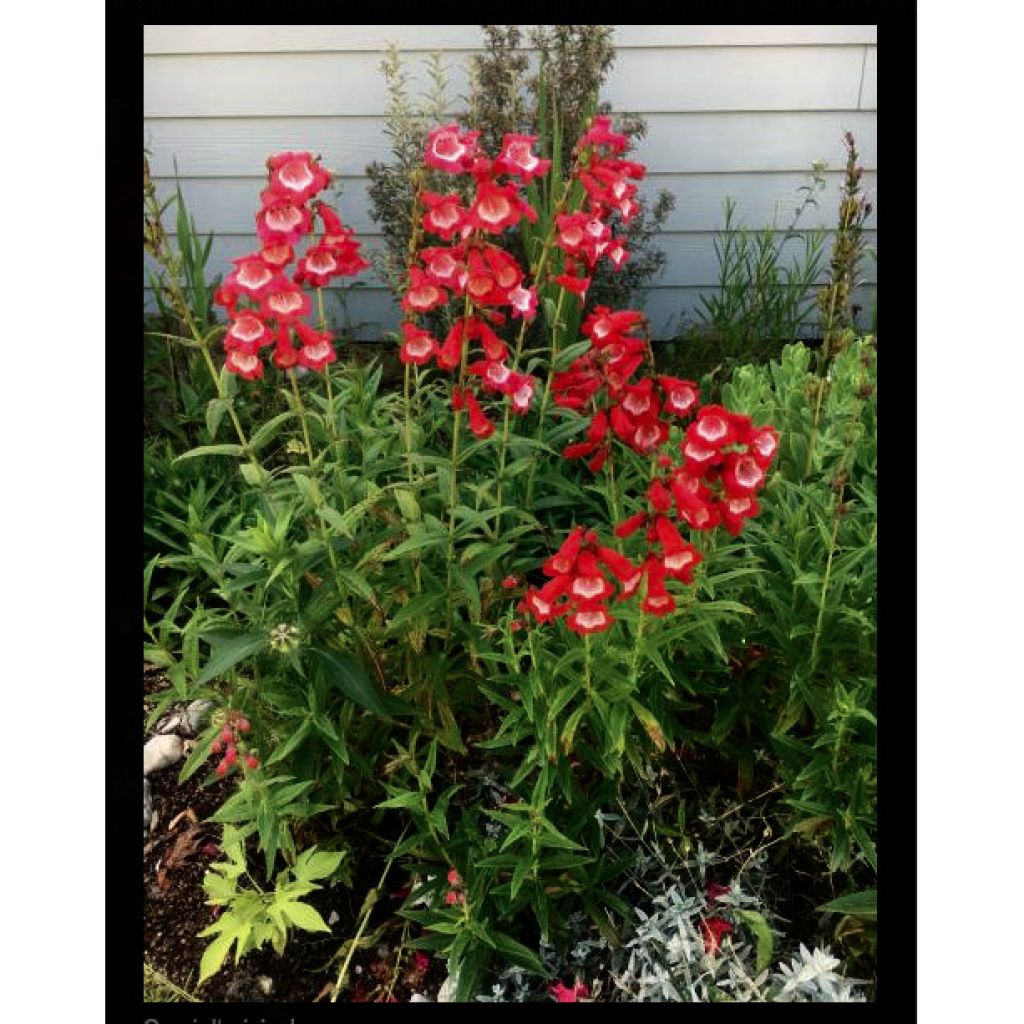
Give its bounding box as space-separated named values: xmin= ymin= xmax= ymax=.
xmin=397 ymin=126 xmax=555 ymax=436
xmin=518 ymin=526 xmax=640 ymax=635
xmin=550 ymin=116 xmax=644 ymax=295
xmin=521 ymin=407 xmax=777 ymax=631
xmin=214 ymin=152 xmax=369 ymax=378
xmin=209 ymin=710 xmax=259 ymax=776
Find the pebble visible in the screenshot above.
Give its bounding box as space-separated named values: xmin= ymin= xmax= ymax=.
xmin=257 ymin=976 xmax=274 ymax=995
xmin=156 ymin=699 xmax=215 ymax=737
xmin=328 ymin=910 xmax=340 ymax=925
xmin=410 ymin=994 xmax=431 ymax=1002
xmin=180 ymin=699 xmax=215 ymax=735
xmin=143 ymin=777 xmax=153 ymax=834
xmin=144 ymin=734 xmax=184 ymax=775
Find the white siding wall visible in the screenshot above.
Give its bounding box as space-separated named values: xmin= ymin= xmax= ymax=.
xmin=144 ymin=25 xmax=877 ymax=339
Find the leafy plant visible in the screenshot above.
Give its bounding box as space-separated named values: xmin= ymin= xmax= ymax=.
xmin=197 ymin=826 xmax=344 ymax=984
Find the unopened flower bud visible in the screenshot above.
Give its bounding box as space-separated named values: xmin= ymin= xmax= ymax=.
xmin=269 ymin=622 xmax=301 ymax=654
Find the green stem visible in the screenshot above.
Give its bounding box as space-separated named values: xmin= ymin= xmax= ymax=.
xmin=583 ymin=633 xmax=593 ymax=703
xmin=445 ymin=298 xmax=473 ymax=638
xmin=403 ymin=362 xmax=415 ymax=485
xmin=289 ymin=369 xmax=316 ymax=469
xmin=809 ymin=507 xmax=842 ymax=673
xmin=196 ymin=339 xmax=261 ymax=474
xmin=629 ymin=605 xmax=646 ymax=693
xmin=524 ymin=289 xmax=568 ymax=507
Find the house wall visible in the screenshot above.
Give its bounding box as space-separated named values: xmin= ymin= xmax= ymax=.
xmin=144 ymin=24 xmax=877 ymax=339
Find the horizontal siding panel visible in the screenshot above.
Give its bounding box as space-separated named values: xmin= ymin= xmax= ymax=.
xmin=146 ymin=228 xmax=877 ymax=293
xmin=144 ymin=25 xmax=490 ymax=54
xmin=860 ymin=46 xmax=877 ymax=109
xmin=606 ymin=47 xmax=863 ymax=113
xmin=144 ymin=51 xmax=473 ymax=119
xmin=145 ymin=46 xmax=864 ymax=118
xmin=146 ymin=283 xmax=876 ymax=342
xmin=612 ymin=25 xmax=877 ymax=47
xmin=145 ymin=112 xmax=877 ymax=178
xmin=151 ymin=171 xmax=877 ymax=237
xmin=144 ymin=24 xmax=878 ymax=54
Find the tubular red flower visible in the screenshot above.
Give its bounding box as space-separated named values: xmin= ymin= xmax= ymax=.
xmin=749 ymin=426 xmax=780 ymax=466
xmin=401 ymin=269 xmax=448 ymax=314
xmin=469 ymin=180 xmax=532 ymax=233
xmin=256 ymin=189 xmax=312 ymax=245
xmin=508 ymin=374 xmax=535 ymax=414
xmin=272 ymin=328 xmax=301 ymax=369
xmin=399 ymin=323 xmax=437 ymax=365
xmin=721 ymin=453 xmax=766 ymax=496
xmin=260 ymin=241 xmax=295 ymax=269
xmin=552 ymin=271 xmax=590 ymax=296
xmin=421 ymin=191 xmax=468 ymax=240
xmin=544 ymin=526 xmax=587 ymax=577
xmin=295 ymin=243 xmax=340 ymax=287
xmin=424 ymin=123 xmax=480 ymax=173
xmin=700 ymin=917 xmax=733 ymax=955
xmin=268 ymin=151 xmax=331 ymax=203
xmin=464 ymin=389 xmax=495 ymax=439
xmin=566 ymin=606 xmax=614 ymax=635
xmin=436 ymin=319 xmax=467 ymax=371
xmin=660 ymin=376 xmax=700 ymax=417
xmin=224 ymin=312 xmax=271 ymax=352
xmin=690 ymin=405 xmax=738 ymax=449
xmin=496 ymin=133 xmax=551 ymax=182
xmin=615 ymin=512 xmax=648 ymax=539
xmin=225 ymin=348 xmax=264 ymax=380
xmin=508 ymin=284 xmax=538 ymax=320
xmin=720 ymin=494 xmax=761 ymax=536
xmin=224 ymin=256 xmax=278 ymax=299
xmin=596 ymin=545 xmax=638 ymax=584
xmin=295 ymin=322 xmax=336 ymax=370
xmin=259 ymin=283 xmax=312 ymax=323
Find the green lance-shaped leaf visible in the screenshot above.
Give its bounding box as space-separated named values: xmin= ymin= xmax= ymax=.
xmin=197 ymin=629 xmax=268 ymax=686
xmin=311 ymin=645 xmax=414 ymax=718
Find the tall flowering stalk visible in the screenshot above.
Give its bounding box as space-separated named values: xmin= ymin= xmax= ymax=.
xmin=214 ymin=151 xmax=368 ymax=388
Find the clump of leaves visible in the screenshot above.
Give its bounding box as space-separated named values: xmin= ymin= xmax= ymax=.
xmin=198 ymin=826 xmax=345 ymax=984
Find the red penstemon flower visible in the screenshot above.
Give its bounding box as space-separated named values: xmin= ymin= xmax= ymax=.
xmin=700 ymin=917 xmax=733 ymax=955
xmin=224 ymin=312 xmax=271 ymax=352
xmin=260 ymin=282 xmax=312 ymax=323
xmin=294 ymin=322 xmax=336 ymax=371
xmin=549 ymin=980 xmax=590 ymax=1003
xmin=225 ymin=348 xmax=263 ymax=380
xmin=224 ymin=255 xmax=277 ymax=299
xmin=424 ymin=123 xmax=480 ymax=173
xmin=496 ymin=133 xmax=551 ymax=182
xmin=399 ymin=323 xmax=438 ymax=366
xmin=268 ymin=151 xmax=331 ymax=203
xmin=401 ymin=268 xmax=448 ymax=314
xmin=421 ymin=191 xmax=468 ymax=240
xmin=256 ymin=189 xmax=313 ymax=245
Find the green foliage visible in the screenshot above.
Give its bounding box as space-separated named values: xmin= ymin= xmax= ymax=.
xmin=197 ymin=826 xmax=345 ymax=984
xmin=713 ymin=337 xmax=877 ymax=874
xmin=144 ymin=95 xmax=876 ymax=996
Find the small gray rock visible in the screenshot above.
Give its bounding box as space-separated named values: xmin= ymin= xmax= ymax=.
xmin=180 ymin=699 xmax=215 ymax=736
xmin=144 ymin=734 xmax=184 ymax=775
xmin=257 ymin=976 xmax=274 ymax=995
xmin=143 ymin=777 xmax=153 ymax=834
